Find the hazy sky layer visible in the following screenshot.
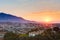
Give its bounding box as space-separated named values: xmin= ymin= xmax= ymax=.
xmin=0 ymin=0 xmax=60 ymax=22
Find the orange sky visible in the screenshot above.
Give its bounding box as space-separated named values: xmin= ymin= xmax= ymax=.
xmin=21 ymin=11 xmax=60 ymax=23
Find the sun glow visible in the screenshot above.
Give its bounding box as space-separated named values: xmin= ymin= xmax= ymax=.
xmin=43 ymin=17 xmax=52 ymax=23
xmin=45 ymin=18 xmax=51 ymax=22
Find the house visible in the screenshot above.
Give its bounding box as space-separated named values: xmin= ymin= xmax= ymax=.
xmin=29 ymin=30 xmax=44 ymax=37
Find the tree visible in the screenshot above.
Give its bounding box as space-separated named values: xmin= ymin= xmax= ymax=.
xmin=41 ymin=27 xmax=60 ymax=40
xmin=4 ymin=32 xmax=19 ymax=40
xmin=53 ymin=27 xmax=60 ymax=32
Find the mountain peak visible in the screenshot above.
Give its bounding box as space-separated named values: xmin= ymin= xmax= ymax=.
xmin=0 ymin=12 xmax=26 ymax=23
xmin=0 ymin=12 xmax=6 ymax=15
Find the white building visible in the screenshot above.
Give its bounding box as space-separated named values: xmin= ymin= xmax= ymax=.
xmin=29 ymin=30 xmax=44 ymax=37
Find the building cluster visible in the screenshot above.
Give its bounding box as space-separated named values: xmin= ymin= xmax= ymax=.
xmin=0 ymin=22 xmax=60 ymax=37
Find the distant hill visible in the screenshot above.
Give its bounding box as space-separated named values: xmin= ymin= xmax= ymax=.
xmin=0 ymin=12 xmax=29 ymax=23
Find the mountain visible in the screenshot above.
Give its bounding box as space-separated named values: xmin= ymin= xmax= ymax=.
xmin=0 ymin=12 xmax=29 ymax=23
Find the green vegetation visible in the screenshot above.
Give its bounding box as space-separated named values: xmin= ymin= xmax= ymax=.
xmin=19 ymin=34 xmax=28 ymax=37
xmin=3 ymin=32 xmax=20 ymax=40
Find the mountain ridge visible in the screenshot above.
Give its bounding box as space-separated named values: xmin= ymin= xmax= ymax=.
xmin=0 ymin=12 xmax=28 ymax=23
xmin=0 ymin=12 xmax=39 ymax=23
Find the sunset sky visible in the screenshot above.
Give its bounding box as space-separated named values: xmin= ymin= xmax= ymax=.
xmin=0 ymin=0 xmax=60 ymax=22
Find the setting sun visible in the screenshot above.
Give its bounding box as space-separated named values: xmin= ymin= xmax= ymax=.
xmin=45 ymin=18 xmax=51 ymax=22
xmin=43 ymin=17 xmax=52 ymax=23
